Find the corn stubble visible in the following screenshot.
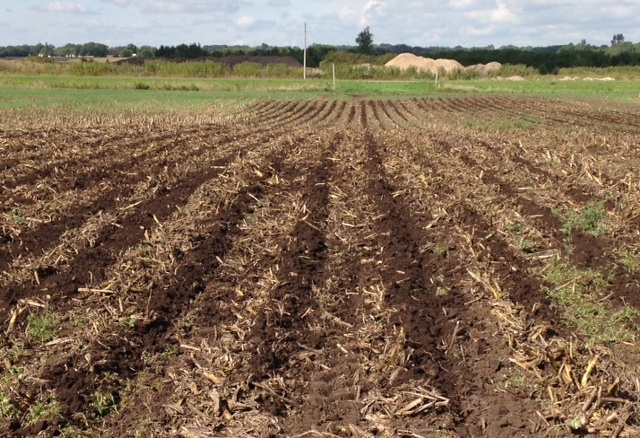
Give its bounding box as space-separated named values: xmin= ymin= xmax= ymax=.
xmin=0 ymin=96 xmax=639 ymax=437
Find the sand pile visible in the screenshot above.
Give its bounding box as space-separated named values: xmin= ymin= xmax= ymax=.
xmin=385 ymin=53 xmax=464 ymax=75
xmin=466 ymin=61 xmax=502 ymax=77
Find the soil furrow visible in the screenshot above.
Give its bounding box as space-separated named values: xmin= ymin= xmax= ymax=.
xmin=358 ymin=100 xmax=368 ymax=130
xmin=362 ymin=132 xmax=462 ymax=411
xmin=0 ymin=124 xmax=229 ymax=191
xmin=37 ymin=176 xmax=275 ymax=434
xmin=0 ymin=122 xmax=299 ymax=272
xmin=0 ymin=154 xmax=235 ymax=311
xmin=315 ymin=100 xmax=339 ymax=126
xmin=247 ymin=155 xmax=333 ymax=390
xmin=458 ymin=149 xmax=640 ymax=309
xmin=394 ymin=135 xmax=563 ymax=327
xmin=346 ymin=101 xmax=356 ymax=125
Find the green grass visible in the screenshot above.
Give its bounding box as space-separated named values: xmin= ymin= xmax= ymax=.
xmin=444 ymin=79 xmax=640 ymax=101
xmin=2 ymin=73 xmax=640 ymax=115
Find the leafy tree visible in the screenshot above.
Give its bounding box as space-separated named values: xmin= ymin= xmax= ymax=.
xmin=79 ymin=42 xmax=109 ymax=57
xmin=40 ymin=43 xmax=54 ymax=57
xmin=356 ymin=27 xmax=374 ymax=55
xmin=122 ymin=43 xmax=138 ymax=57
xmin=137 ymin=45 xmax=155 ymax=58
xmin=32 ymin=43 xmax=45 ymax=56
xmin=0 ymin=45 xmax=31 ymax=58
xmin=611 ymin=34 xmax=625 ymax=46
xmin=54 ymin=44 xmax=77 ymax=57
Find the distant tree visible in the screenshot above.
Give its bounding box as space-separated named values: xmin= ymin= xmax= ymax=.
xmin=174 ymin=43 xmax=208 ymax=58
xmin=79 ymin=42 xmax=109 ymax=57
xmin=611 ymin=34 xmax=625 ymax=46
xmin=32 ymin=43 xmax=45 ymax=56
xmin=64 ymin=43 xmax=81 ymax=57
xmin=156 ymin=45 xmax=175 ymax=58
xmin=0 ymin=45 xmax=30 ymax=57
xmin=356 ymin=27 xmax=374 ymax=55
xmin=41 ymin=43 xmax=54 ymax=57
xmin=138 ymin=45 xmax=155 ymax=58
xmin=122 ymin=43 xmax=138 ymax=57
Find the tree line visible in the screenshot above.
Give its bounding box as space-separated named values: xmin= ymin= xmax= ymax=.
xmin=2 ymin=35 xmax=640 ymax=72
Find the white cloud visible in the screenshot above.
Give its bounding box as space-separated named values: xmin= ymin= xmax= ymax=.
xmin=236 ymin=16 xmax=256 ymax=28
xmin=35 ymin=1 xmax=94 ymax=14
xmin=267 ymin=0 xmax=291 ymax=6
xmin=140 ymin=0 xmax=239 ymax=14
xmin=338 ymin=6 xmax=358 ymax=24
xmin=491 ymin=1 xmax=515 ymax=23
xmin=9 ymin=0 xmax=640 ymax=49
xmin=360 ymin=0 xmax=387 ymax=27
xmin=607 ymin=5 xmax=633 ymax=18
xmin=139 ymin=0 xmax=181 ymax=13
xmin=450 ymin=0 xmax=475 ymax=8
xmin=466 ymin=25 xmax=496 ymax=37
xmin=465 ymin=0 xmax=517 ymax=25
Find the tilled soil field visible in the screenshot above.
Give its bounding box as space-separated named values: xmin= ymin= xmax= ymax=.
xmin=1 ymin=96 xmax=640 ymax=437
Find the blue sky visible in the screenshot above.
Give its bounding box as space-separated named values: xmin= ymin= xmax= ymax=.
xmin=2 ymin=0 xmax=639 ymax=48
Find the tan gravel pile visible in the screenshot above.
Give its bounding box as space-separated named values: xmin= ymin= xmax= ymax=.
xmin=466 ymin=61 xmax=502 ymax=77
xmin=385 ymin=53 xmax=464 ymax=74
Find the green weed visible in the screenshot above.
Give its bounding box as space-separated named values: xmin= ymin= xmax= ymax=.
xmin=543 ymin=258 xmax=636 ymax=342
xmin=516 ymin=236 xmax=536 ymax=254
xmin=503 ymin=374 xmax=527 ymax=389
xmin=59 ymin=426 xmax=92 ymax=437
xmin=619 ymin=249 xmax=640 ymax=273
xmin=568 ymin=303 xmax=638 ymax=342
xmin=120 ymin=315 xmax=139 ymax=328
xmin=92 ymin=391 xmax=118 ymax=417
xmin=434 ymin=274 xmax=450 ymax=296
xmin=0 ymin=394 xmax=16 ymax=420
xmin=161 ymin=346 xmax=180 ymax=359
xmin=433 ymin=244 xmax=450 ymax=257
xmin=28 ymin=398 xmax=61 ymax=424
xmin=11 ymin=210 xmax=26 ymax=226
xmin=26 ymin=311 xmax=57 ymax=343
xmin=134 ymin=419 xmax=152 ymax=438
xmin=560 ymin=200 xmax=609 ymax=237
xmin=506 ymin=221 xmax=524 ymax=233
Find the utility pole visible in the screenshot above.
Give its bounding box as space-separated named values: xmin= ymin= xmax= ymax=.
xmin=303 ymin=22 xmax=307 ymax=80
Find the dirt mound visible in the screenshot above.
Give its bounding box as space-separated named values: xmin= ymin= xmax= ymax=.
xmin=466 ymin=61 xmax=502 ymax=77
xmin=114 ymin=56 xmax=146 ymax=66
xmin=385 ymin=52 xmax=464 ymax=74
